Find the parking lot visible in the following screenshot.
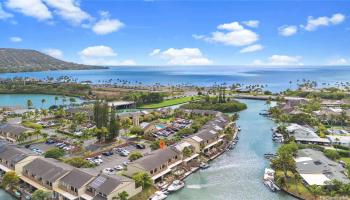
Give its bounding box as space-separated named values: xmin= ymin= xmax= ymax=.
xmin=93 ymin=144 xmax=151 ymax=172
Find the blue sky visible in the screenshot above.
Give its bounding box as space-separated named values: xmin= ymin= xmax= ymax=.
xmin=0 ymin=0 xmax=349 ymax=66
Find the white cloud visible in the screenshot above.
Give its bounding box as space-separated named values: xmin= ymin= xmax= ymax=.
xmin=9 ymin=36 xmax=22 ymax=42
xmin=239 ymin=44 xmax=263 ymax=53
xmin=79 ymin=45 xmax=117 ymax=57
xmin=217 ymin=21 xmax=244 ymax=31
xmin=6 ymin=0 xmax=52 ymax=20
xmin=252 ymin=55 xmax=303 ymax=66
xmin=150 ymin=48 xmax=213 ymax=65
xmin=149 ymin=49 xmax=161 ymax=56
xmin=303 ymin=13 xmax=345 ymax=31
xmin=79 ymin=45 xmax=134 ymax=66
xmin=242 ymin=20 xmax=259 ymax=28
xmin=268 ymin=55 xmax=303 ymax=65
xmin=82 ymin=58 xmax=135 ymax=66
xmin=43 ymin=48 xmax=63 ymax=59
xmin=278 ymin=25 xmax=298 ymax=36
xmin=0 ymin=3 xmax=13 ymax=19
xmin=44 ymin=0 xmax=91 ymax=25
xmin=92 ymin=12 xmax=124 ymax=35
xmin=194 ymin=21 xmax=259 ymax=46
xmin=327 ymin=57 xmax=348 ymax=65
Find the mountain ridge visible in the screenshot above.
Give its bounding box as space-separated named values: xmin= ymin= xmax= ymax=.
xmin=0 ymin=48 xmax=107 ymax=73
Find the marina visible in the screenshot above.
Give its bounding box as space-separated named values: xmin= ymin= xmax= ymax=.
xmin=167 ymin=99 xmax=296 ymax=200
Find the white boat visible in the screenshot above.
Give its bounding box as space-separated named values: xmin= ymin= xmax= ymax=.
xmin=200 ymin=162 xmax=210 ymax=169
xmin=149 ymin=191 xmax=167 ymax=200
xmin=263 ymin=168 xmax=275 ymax=181
xmin=167 ymin=180 xmax=185 ymax=192
xmin=264 ymin=180 xmax=277 ymax=192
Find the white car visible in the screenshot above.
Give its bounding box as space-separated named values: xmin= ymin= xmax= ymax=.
xmin=122 ymin=161 xmax=130 ymax=166
xmin=93 ymin=159 xmax=103 ymax=165
xmin=114 ymin=165 xmax=124 ymax=171
xmin=102 ymin=168 xmax=114 ymax=175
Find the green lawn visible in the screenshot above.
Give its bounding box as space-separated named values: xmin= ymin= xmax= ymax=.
xmin=340 ymin=157 xmax=350 ymax=165
xmin=139 ymin=96 xmax=201 ymax=109
xmin=129 ymin=186 xmax=157 ymax=200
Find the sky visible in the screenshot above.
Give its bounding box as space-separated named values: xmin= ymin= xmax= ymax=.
xmin=0 ymin=0 xmax=350 ymax=66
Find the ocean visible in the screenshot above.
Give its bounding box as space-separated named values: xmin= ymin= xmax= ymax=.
xmin=0 ymin=65 xmax=349 ymax=92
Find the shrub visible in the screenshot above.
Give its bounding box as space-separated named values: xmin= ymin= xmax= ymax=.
xmin=129 ymin=151 xmax=143 ymax=161
xmin=44 ymin=148 xmax=65 ymax=159
xmin=324 ymin=149 xmax=340 ymax=160
xmin=65 ymin=157 xmax=95 ymax=168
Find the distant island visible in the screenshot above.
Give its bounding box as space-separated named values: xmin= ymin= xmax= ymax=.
xmin=0 ymin=48 xmax=107 ymax=73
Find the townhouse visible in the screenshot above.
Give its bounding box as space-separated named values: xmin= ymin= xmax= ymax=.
xmin=55 ymin=168 xmax=97 ymax=200
xmin=126 ymin=147 xmax=183 ymax=183
xmin=86 ymin=175 xmax=141 ymax=200
xmin=0 ymin=124 xmax=34 ymax=143
xmin=0 ymin=142 xmax=38 ymax=174
xmin=0 ymin=141 xmax=141 ymax=200
xmin=22 ymin=158 xmax=72 ymax=192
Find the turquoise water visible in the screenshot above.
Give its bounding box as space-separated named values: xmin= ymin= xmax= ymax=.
xmin=0 ymin=94 xmax=83 ymax=109
xmin=0 ymin=190 xmax=15 ymax=200
xmin=0 ymin=66 xmax=350 ymax=91
xmin=167 ymin=99 xmax=296 ymax=200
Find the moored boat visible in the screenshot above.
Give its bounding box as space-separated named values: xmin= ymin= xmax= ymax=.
xmin=149 ymin=191 xmax=167 ymax=200
xmin=200 ymin=162 xmax=210 ymax=169
xmin=167 ymin=180 xmax=185 ymax=192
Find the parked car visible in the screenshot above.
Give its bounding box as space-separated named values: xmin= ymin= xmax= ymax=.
xmin=122 ymin=161 xmax=130 ymax=166
xmin=136 ymin=144 xmax=146 ymax=149
xmin=114 ymin=165 xmax=124 ymax=171
xmin=102 ymin=168 xmax=114 ymax=175
xmin=119 ymin=150 xmax=129 ymax=157
xmin=45 ymin=139 xmax=55 ymax=144
xmin=102 ymin=151 xmax=114 ymax=156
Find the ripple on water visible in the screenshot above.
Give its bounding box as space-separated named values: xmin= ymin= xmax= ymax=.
xmin=167 ymin=100 xmax=296 ymax=200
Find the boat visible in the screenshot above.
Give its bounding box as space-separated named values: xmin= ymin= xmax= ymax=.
xmin=167 ymin=180 xmax=185 ymax=192
xmin=227 ymin=142 xmax=236 ymax=150
xmin=200 ymin=162 xmax=210 ymax=169
xmin=264 ymin=153 xmax=276 ymax=159
xmin=263 ymin=168 xmax=275 ymax=181
xmin=264 ymin=179 xmax=280 ymax=192
xmin=149 ymin=191 xmax=167 ymax=200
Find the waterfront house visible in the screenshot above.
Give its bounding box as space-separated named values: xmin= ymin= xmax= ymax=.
xmin=56 ymin=168 xmax=97 ymax=200
xmin=22 ymin=158 xmax=72 ymax=192
xmin=140 ymin=122 xmax=157 ymax=133
xmin=85 ymin=174 xmax=142 ymax=200
xmin=0 ymin=142 xmax=38 ymax=174
xmin=0 ymin=124 xmax=34 ymax=143
xmin=295 ymin=149 xmax=349 ymax=186
xmin=125 ymin=147 xmax=182 ymax=183
xmin=286 ymin=124 xmax=330 ymax=145
xmin=327 ymin=135 xmax=350 ymax=147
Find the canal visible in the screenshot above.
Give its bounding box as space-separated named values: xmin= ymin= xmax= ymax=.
xmin=167 ymin=99 xmax=296 ymax=200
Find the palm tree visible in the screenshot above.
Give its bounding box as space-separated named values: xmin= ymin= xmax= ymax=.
xmin=27 ymin=99 xmax=33 ymax=109
xmin=113 ymin=191 xmax=129 ymax=200
xmin=41 ymin=99 xmax=46 ymax=109
xmin=54 ymin=96 xmax=59 ymax=106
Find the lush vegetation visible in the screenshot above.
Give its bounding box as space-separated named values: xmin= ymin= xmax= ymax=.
xmin=129 ymin=151 xmax=143 ymax=161
xmin=132 ymin=172 xmax=153 ymax=189
xmin=1 ymin=171 xmax=19 ymax=190
xmin=123 ymin=92 xmax=165 ymax=106
xmin=32 ymin=189 xmax=52 ymax=200
xmin=181 ymin=97 xmax=247 ymax=113
xmin=44 ymin=148 xmax=65 ymax=159
xmin=93 ymin=101 xmax=121 ymax=142
xmin=64 ymin=157 xmax=95 ymax=168
xmin=0 ymin=80 xmax=91 ymax=97
xmin=140 ymin=96 xmax=200 ymax=109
